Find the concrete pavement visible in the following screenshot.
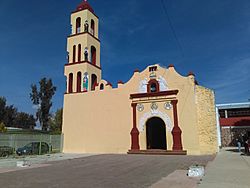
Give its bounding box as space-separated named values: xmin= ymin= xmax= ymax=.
xmin=0 ymin=153 xmax=96 ymax=172
xmin=0 ymin=154 xmax=213 ymax=188
xmin=0 ymin=149 xmax=249 ymax=188
xmin=149 ymin=148 xmax=250 ymax=188
xmin=198 ymin=148 xmax=250 ymax=188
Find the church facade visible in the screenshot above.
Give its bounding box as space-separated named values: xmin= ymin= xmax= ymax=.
xmin=62 ymin=1 xmax=219 ymax=155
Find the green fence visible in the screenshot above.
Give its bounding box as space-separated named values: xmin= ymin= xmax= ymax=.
xmin=0 ymin=133 xmax=63 ymax=154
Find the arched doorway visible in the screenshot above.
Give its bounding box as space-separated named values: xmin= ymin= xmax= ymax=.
xmin=146 ymin=117 xmax=167 ymax=150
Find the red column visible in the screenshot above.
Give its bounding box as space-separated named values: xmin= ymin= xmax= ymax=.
xmin=130 ymin=103 xmax=140 ymax=150
xmin=171 ymin=100 xmax=183 ymax=151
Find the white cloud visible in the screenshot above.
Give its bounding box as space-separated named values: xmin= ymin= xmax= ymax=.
xmin=206 ymin=56 xmax=250 ymax=103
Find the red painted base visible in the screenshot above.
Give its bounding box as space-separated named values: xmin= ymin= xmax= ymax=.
xmin=127 ymin=149 xmax=187 ymax=155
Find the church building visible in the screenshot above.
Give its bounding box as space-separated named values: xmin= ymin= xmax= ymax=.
xmin=62 ymin=0 xmax=219 ymax=155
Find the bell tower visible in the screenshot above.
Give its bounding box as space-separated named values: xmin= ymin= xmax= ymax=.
xmin=65 ymin=0 xmax=101 ymax=93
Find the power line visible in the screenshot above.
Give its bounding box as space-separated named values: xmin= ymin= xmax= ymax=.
xmin=160 ymin=0 xmax=184 ymax=57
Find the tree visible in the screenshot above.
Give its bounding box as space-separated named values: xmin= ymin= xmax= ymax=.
xmin=0 ymin=97 xmax=18 ymax=127
xmin=0 ymin=122 xmax=7 ymax=133
xmin=30 ymin=78 xmax=56 ymax=131
xmin=49 ymin=108 xmax=63 ymax=133
xmin=0 ymin=96 xmax=35 ymax=129
xmin=14 ymin=112 xmax=36 ymax=129
xmin=0 ymin=97 xmax=7 ymax=123
xmin=3 ymin=105 xmax=17 ymax=127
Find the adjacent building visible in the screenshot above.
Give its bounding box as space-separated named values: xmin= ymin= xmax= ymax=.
xmin=216 ymin=102 xmax=250 ymax=147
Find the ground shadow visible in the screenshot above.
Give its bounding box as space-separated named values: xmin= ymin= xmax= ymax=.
xmin=225 ymin=148 xmax=250 ymax=156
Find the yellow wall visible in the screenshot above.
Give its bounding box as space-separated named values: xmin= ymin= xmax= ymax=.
xmin=62 ymin=65 xmax=218 ymax=155
xmin=196 ymin=86 xmax=219 ymax=154
xmin=63 ymin=88 xmax=132 ymax=153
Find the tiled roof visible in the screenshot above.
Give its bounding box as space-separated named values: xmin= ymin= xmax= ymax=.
xmin=76 ymin=0 xmax=94 ymax=13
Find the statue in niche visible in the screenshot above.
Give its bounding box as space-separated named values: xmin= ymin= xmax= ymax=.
xmin=84 ymin=20 xmax=89 ymax=32
xmin=83 ymin=72 xmax=89 ymax=92
xmin=84 ymin=47 xmax=89 ymax=61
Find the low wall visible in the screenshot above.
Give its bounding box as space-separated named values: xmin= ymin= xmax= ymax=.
xmin=0 ymin=133 xmax=63 ymax=152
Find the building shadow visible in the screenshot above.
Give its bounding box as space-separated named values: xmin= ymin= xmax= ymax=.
xmin=225 ymin=148 xmax=244 ymax=153
xmin=225 ymin=148 xmax=250 ymax=156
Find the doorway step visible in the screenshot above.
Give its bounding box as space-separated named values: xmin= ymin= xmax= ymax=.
xmin=127 ymin=149 xmax=187 ymax=155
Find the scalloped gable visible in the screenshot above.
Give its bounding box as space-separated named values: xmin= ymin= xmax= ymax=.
xmin=121 ymin=64 xmax=194 ymax=89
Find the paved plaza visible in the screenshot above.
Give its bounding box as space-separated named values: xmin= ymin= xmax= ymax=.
xmin=0 ymin=154 xmax=213 ymax=188
xmin=198 ymin=148 xmax=250 ymax=188
xmin=0 ymin=149 xmax=249 ymax=188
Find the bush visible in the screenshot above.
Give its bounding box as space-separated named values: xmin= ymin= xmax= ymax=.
xmin=0 ymin=122 xmax=7 ymax=133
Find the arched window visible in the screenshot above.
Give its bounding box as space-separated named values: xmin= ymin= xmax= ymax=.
xmin=91 ymin=74 xmax=97 ymax=91
xmin=91 ymin=19 xmax=95 ymax=36
xmin=76 ymin=17 xmax=81 ymax=34
xmin=100 ymin=83 xmax=104 ymax=90
xmin=73 ymin=45 xmax=76 ymax=63
xmin=68 ymin=73 xmax=73 ymax=93
xmin=91 ymin=46 xmax=96 ymax=65
xmin=150 ymin=83 xmax=157 ymax=92
xmin=78 ymin=44 xmax=81 ymax=62
xmin=77 ymin=72 xmax=82 ymax=92
xmin=147 ymin=79 xmax=159 ymax=93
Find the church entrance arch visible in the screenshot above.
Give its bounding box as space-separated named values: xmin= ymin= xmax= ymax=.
xmin=146 ymin=117 xmax=167 ymax=150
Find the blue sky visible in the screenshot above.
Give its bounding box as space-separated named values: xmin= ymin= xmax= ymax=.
xmin=0 ymin=0 xmax=249 ymax=115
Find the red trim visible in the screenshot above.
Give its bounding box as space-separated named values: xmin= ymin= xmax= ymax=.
xmin=147 ymin=79 xmax=160 ymax=93
xmin=65 ymin=91 xmax=88 ymax=95
xmin=220 ymin=117 xmax=250 ymax=127
xmin=65 ymin=61 xmax=101 ymax=70
xmin=128 ymin=150 xmax=187 ymax=155
xmin=188 ymin=71 xmax=195 ymax=76
xmin=68 ymin=32 xmax=100 ymax=42
xmin=76 ymin=1 xmax=95 ymax=14
xmin=118 ymin=80 xmax=124 ymax=84
xmin=130 ymin=90 xmax=179 ymax=99
xmin=106 ymin=82 xmax=113 ymax=87
xmin=171 ymin=100 xmax=183 ymax=151
xmin=168 ymin=64 xmax=174 ymax=68
xmin=130 ymin=103 xmax=140 ymax=150
xmin=134 ymin=69 xmax=140 ymax=73
xmin=71 ymin=2 xmax=99 ymax=19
